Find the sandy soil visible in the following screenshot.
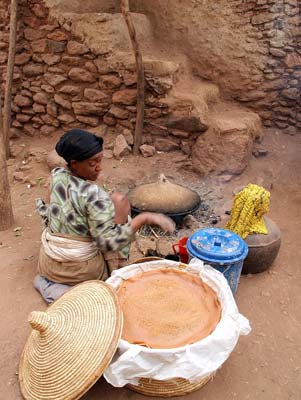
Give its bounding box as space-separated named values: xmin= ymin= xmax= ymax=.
xmin=0 ymin=128 xmax=300 ymax=400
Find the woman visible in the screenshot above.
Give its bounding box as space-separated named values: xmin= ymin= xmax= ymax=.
xmin=34 ymin=129 xmax=175 ymax=303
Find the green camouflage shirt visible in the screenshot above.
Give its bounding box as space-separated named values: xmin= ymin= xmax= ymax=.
xmin=36 ymin=167 xmax=133 ymax=253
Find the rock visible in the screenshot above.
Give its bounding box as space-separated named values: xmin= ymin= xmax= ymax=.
xmin=181 ymin=141 xmax=192 ymax=155
xmin=16 ymin=114 xmax=32 ymax=123
xmin=83 ymin=88 xmax=110 ymax=102
xmin=72 ymin=102 xmax=108 ymax=116
xmin=32 ymin=116 xmax=43 ymax=125
xmin=41 ymin=114 xmax=60 ymax=127
xmin=145 ymin=108 xmax=164 ymax=119
xmin=108 ymin=105 xmax=129 ymax=119
xmin=42 ymin=54 xmax=61 ymax=65
xmin=281 ymin=88 xmax=300 ymax=100
xmin=32 ymin=3 xmax=48 ymax=18
xmin=282 ymin=126 xmax=296 ymax=136
xmin=15 ymin=52 xmax=31 ymax=65
xmin=23 ymin=64 xmax=44 ymax=77
xmin=275 ymin=121 xmax=288 ymax=129
xmin=48 ymin=40 xmax=66 ymax=53
xmin=33 ymin=92 xmax=49 ymax=105
xmin=58 ymin=114 xmax=75 ymax=124
xmin=112 ymin=89 xmax=137 ymax=105
xmin=12 ymin=120 xmax=23 ymax=128
xmin=122 ymin=128 xmax=134 ymax=145
xmin=166 ymin=115 xmax=207 ymax=133
xmin=40 ymin=85 xmax=54 ymax=94
xmin=113 ymin=135 xmax=131 ymax=159
xmin=47 ymin=103 xmax=58 ymax=117
xmin=103 ymin=115 xmax=116 ymax=126
xmin=44 ymin=73 xmax=67 ymax=86
xmin=140 ymin=144 xmax=156 ymax=157
xmin=59 ymin=85 xmax=81 ymax=95
xmin=192 ymin=111 xmax=261 ymax=176
xmin=99 ymin=74 xmax=121 ymax=89
xmin=103 ymin=149 xmax=114 ymax=159
xmin=61 ymin=56 xmax=81 ymax=66
xmin=30 ymin=38 xmax=48 ymax=53
xmin=76 ymin=115 xmax=99 ymax=126
xmin=68 ymin=68 xmax=96 ymax=83
xmin=67 ymin=41 xmax=89 ymax=55
xmin=122 ymin=71 xmax=137 ymax=86
xmin=269 ymin=48 xmax=286 ymax=57
xmin=32 ymin=103 xmax=45 ymax=113
xmin=252 ymin=145 xmax=269 ymax=157
xmin=14 ymin=94 xmax=32 ymax=107
xmin=154 ymin=138 xmax=179 ymax=151
xmin=54 ymin=94 xmax=72 ymax=110
xmin=24 ymin=28 xmax=45 ymax=41
xmin=47 ymin=31 xmax=68 ymax=41
xmin=47 ymin=149 xmax=66 ymax=170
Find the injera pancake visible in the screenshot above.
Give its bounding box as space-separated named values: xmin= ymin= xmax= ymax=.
xmin=117 ymin=268 xmax=221 ymax=349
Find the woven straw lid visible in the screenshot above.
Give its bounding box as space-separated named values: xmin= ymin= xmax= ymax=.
xmin=128 ymin=174 xmax=200 ymax=214
xmin=19 ymin=281 xmax=122 ymax=400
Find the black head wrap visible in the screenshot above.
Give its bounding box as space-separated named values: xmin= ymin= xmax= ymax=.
xmin=55 ymin=129 xmax=103 ymax=163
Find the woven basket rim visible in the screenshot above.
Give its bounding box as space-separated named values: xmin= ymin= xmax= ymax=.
xmin=19 ymin=280 xmax=122 ymax=400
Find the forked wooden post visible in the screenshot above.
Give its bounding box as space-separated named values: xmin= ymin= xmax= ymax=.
xmin=0 ymin=89 xmax=14 ymax=230
xmin=120 ymin=0 xmax=145 ymax=155
xmin=3 ymin=0 xmax=18 ymax=158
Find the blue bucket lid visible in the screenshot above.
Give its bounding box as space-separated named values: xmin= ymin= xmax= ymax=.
xmin=187 ymin=228 xmax=248 ymax=263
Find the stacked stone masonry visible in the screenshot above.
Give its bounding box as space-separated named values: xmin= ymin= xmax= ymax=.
xmin=0 ymin=0 xmax=300 ymax=146
xmin=231 ymin=0 xmax=301 ymax=129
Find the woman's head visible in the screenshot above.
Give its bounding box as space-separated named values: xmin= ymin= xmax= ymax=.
xmin=55 ymin=129 xmax=104 ymax=181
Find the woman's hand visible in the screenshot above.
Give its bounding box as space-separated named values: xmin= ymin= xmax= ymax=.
xmin=131 ymin=212 xmax=176 ymax=234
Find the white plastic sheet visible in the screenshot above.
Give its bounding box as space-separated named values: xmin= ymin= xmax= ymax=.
xmin=104 ymin=259 xmax=251 ymax=387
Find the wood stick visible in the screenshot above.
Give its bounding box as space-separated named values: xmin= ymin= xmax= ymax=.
xmin=0 ymin=89 xmax=14 ymax=230
xmin=121 ymin=0 xmax=144 ymax=155
xmin=3 ymin=0 xmax=18 ymax=158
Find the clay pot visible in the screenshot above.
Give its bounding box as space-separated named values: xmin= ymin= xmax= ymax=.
xmin=242 ymin=217 xmax=281 ymax=274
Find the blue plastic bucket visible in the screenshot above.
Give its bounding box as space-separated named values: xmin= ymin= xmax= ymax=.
xmin=187 ymin=228 xmax=248 ymax=295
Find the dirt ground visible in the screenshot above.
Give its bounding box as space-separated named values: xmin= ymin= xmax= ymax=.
xmin=0 ymin=127 xmax=300 ymax=400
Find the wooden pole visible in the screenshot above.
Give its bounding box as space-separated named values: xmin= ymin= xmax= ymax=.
xmin=0 ymin=89 xmax=14 ymax=230
xmin=121 ymin=0 xmax=144 ymax=155
xmin=3 ymin=0 xmax=18 ymax=158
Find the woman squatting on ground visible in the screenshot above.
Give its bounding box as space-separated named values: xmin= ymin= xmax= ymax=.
xmin=34 ymin=129 xmax=175 ymax=303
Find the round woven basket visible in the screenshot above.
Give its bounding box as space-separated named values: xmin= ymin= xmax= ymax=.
xmin=132 ymin=256 xmax=164 ymax=264
xmin=127 ymin=374 xmax=214 ymax=397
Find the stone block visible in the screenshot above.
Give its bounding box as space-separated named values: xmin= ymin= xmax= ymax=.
xmin=67 ymin=41 xmax=89 ymax=55
xmin=68 ymin=68 xmax=96 ymax=82
xmin=112 ymin=89 xmax=137 ymax=105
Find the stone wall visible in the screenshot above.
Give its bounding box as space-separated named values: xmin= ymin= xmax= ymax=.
xmin=232 ymin=0 xmax=301 ymax=129
xmin=132 ymin=0 xmax=301 ymax=130
xmin=0 ymin=0 xmax=300 ymax=141
xmin=0 ymin=0 xmax=187 ymax=156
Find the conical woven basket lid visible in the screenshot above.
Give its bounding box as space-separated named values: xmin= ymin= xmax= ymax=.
xmin=19 ymin=281 xmax=122 ymax=400
xmin=128 ymin=174 xmax=200 ymax=214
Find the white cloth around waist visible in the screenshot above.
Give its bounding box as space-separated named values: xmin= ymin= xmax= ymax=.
xmin=41 ymin=229 xmax=99 ymax=263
